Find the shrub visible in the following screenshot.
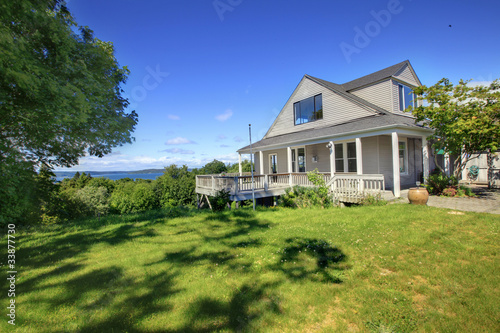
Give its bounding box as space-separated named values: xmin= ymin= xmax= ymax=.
xmin=359 ymin=194 xmax=387 ymax=206
xmin=425 ymin=172 xmax=458 ymax=195
xmin=210 ymin=190 xmax=230 ymax=212
xmin=74 ymin=186 xmax=110 ymax=217
xmin=110 ymin=181 xmax=159 ymax=214
xmin=442 ymin=186 xmax=457 ymax=197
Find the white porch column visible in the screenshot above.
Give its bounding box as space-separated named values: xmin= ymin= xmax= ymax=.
xmin=238 ymin=153 xmax=242 ymax=176
xmin=444 ymin=153 xmax=450 ymax=176
xmin=356 ymin=137 xmax=363 ymax=175
xmin=422 ymin=137 xmax=429 ymax=182
xmin=392 ymin=132 xmax=401 ymax=198
xmin=259 ymin=151 xmax=264 ymax=175
xmin=287 ymin=147 xmax=292 ymax=173
xmin=329 ymin=141 xmax=335 ymax=177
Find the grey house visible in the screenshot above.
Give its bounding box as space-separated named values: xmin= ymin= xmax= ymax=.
xmin=197 ymin=60 xmax=434 ymax=203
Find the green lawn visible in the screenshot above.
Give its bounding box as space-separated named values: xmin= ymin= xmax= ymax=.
xmin=1 ymin=204 xmax=499 ymax=332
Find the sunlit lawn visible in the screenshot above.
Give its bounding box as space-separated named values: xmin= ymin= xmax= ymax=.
xmin=1 ymin=204 xmax=499 ymax=332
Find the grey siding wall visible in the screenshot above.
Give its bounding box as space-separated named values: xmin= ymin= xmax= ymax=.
xmin=305 ymin=143 xmax=330 ymax=172
xmin=361 ymin=137 xmax=379 ymax=174
xmin=378 ymin=135 xmax=394 ymax=189
xmin=394 ymin=65 xmax=419 ymax=87
xmin=350 ymin=79 xmax=392 ymax=112
xmin=262 ymin=149 xmax=288 ymax=174
xmin=265 ymin=77 xmax=376 ymax=138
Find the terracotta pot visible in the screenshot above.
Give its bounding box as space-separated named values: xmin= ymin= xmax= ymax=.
xmin=408 ymin=187 xmax=429 ymax=205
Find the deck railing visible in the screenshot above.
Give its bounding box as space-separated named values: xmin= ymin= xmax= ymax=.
xmin=327 ymin=174 xmax=385 ymax=203
xmin=196 ymin=172 xmax=383 ymax=202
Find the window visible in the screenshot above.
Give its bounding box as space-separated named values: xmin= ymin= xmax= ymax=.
xmin=291 ymin=149 xmax=296 ymax=172
xmin=398 ymin=84 xmax=417 ymax=111
xmin=334 ymin=142 xmax=357 ymax=173
xmin=335 ymin=144 xmax=344 ymax=172
xmin=294 ymin=94 xmax=323 ymax=125
xmin=347 ymin=142 xmax=357 ymax=172
xmin=297 ymin=148 xmax=306 ymax=172
xmin=270 ymin=154 xmax=278 ymax=174
xmin=399 ymin=141 xmax=407 ymax=174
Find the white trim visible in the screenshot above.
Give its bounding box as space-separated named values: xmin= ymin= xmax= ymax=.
xmin=329 ymin=141 xmax=335 ymax=177
xmin=422 ymin=137 xmax=429 ymax=181
xmin=238 ymin=153 xmax=242 ymax=176
xmin=287 ymin=147 xmax=292 ymax=173
xmin=392 ymin=132 xmax=401 ymax=198
xmin=356 ymin=137 xmax=363 ymax=175
xmin=259 ymin=151 xmax=264 ymax=175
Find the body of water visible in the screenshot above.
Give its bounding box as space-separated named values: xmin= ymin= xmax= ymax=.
xmin=56 ymin=172 xmax=164 ymax=182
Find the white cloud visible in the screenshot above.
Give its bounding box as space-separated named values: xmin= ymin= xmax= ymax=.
xmin=467 ymin=80 xmax=494 ymax=87
xmin=215 ymin=109 xmax=233 ymax=122
xmin=233 ymin=136 xmax=244 ymax=143
xmin=220 ymin=144 xmax=230 ymax=148
xmin=160 ymin=148 xmax=195 ymax=155
xmin=165 ymin=137 xmax=196 ymax=145
xmin=168 ymin=114 xmax=180 ymax=120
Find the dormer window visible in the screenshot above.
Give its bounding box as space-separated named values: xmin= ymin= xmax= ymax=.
xmin=294 ymin=94 xmax=323 ymax=125
xmin=398 ymin=84 xmax=417 ymax=111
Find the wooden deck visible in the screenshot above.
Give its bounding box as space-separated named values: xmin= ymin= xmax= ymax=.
xmin=196 ymin=173 xmax=385 ymax=203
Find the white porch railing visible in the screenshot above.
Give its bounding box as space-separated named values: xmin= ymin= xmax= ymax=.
xmin=326 ymin=174 xmax=385 ymax=203
xmin=196 ymin=173 xmax=383 ymax=203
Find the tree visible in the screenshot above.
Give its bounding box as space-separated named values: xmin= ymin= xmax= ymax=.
xmin=227 ymin=159 xmax=254 ymax=173
xmin=412 ymin=79 xmax=499 ymax=178
xmin=199 ymin=159 xmax=227 ymax=175
xmin=0 ymin=0 xmax=137 ymax=223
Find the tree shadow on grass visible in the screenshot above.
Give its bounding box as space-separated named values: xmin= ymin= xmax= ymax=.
xmin=269 ymin=238 xmax=350 ymax=284
xmin=18 ymin=223 xmax=160 ymax=270
xmin=178 ymin=281 xmax=282 ymax=332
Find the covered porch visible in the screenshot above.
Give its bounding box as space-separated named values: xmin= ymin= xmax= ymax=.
xmin=235 ymin=127 xmax=435 ymax=198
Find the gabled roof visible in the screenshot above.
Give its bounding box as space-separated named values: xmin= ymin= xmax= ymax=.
xmin=341 ymin=60 xmax=420 ymax=91
xmin=304 ymin=74 xmax=390 ymax=116
xmin=239 ymin=60 xmax=429 ymax=153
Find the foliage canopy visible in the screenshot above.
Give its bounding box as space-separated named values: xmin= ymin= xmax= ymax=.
xmin=412 ymin=78 xmax=499 ymax=176
xmin=0 ymin=0 xmax=137 ymax=223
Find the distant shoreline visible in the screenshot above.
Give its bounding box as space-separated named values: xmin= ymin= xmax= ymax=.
xmin=54 ymin=169 xmax=167 ymax=177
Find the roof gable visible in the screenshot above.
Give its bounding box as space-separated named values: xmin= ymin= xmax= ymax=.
xmin=263 ymin=75 xmax=382 ymax=139
xmin=342 ymin=60 xmax=420 ymax=91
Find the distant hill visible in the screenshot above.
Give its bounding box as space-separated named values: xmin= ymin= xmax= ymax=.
xmin=54 ymin=169 xmax=166 ymax=178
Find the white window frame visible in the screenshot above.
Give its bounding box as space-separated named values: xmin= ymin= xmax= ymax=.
xmin=334 ymin=141 xmax=357 ymax=173
xmin=291 ymin=146 xmax=306 ymax=173
xmin=398 ymin=84 xmax=417 ymax=111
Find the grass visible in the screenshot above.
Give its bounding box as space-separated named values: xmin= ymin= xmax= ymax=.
xmin=1 ymin=204 xmax=499 ymax=332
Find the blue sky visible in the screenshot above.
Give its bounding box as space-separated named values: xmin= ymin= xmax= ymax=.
xmin=59 ymin=0 xmax=500 ymax=171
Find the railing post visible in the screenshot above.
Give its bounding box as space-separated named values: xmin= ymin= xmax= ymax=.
xmin=289 ymin=173 xmax=293 ymax=187
xmin=264 ymin=174 xmax=269 ymax=191
xmin=233 ymin=176 xmax=239 ymax=195
xmin=211 ymin=176 xmax=215 ymax=192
